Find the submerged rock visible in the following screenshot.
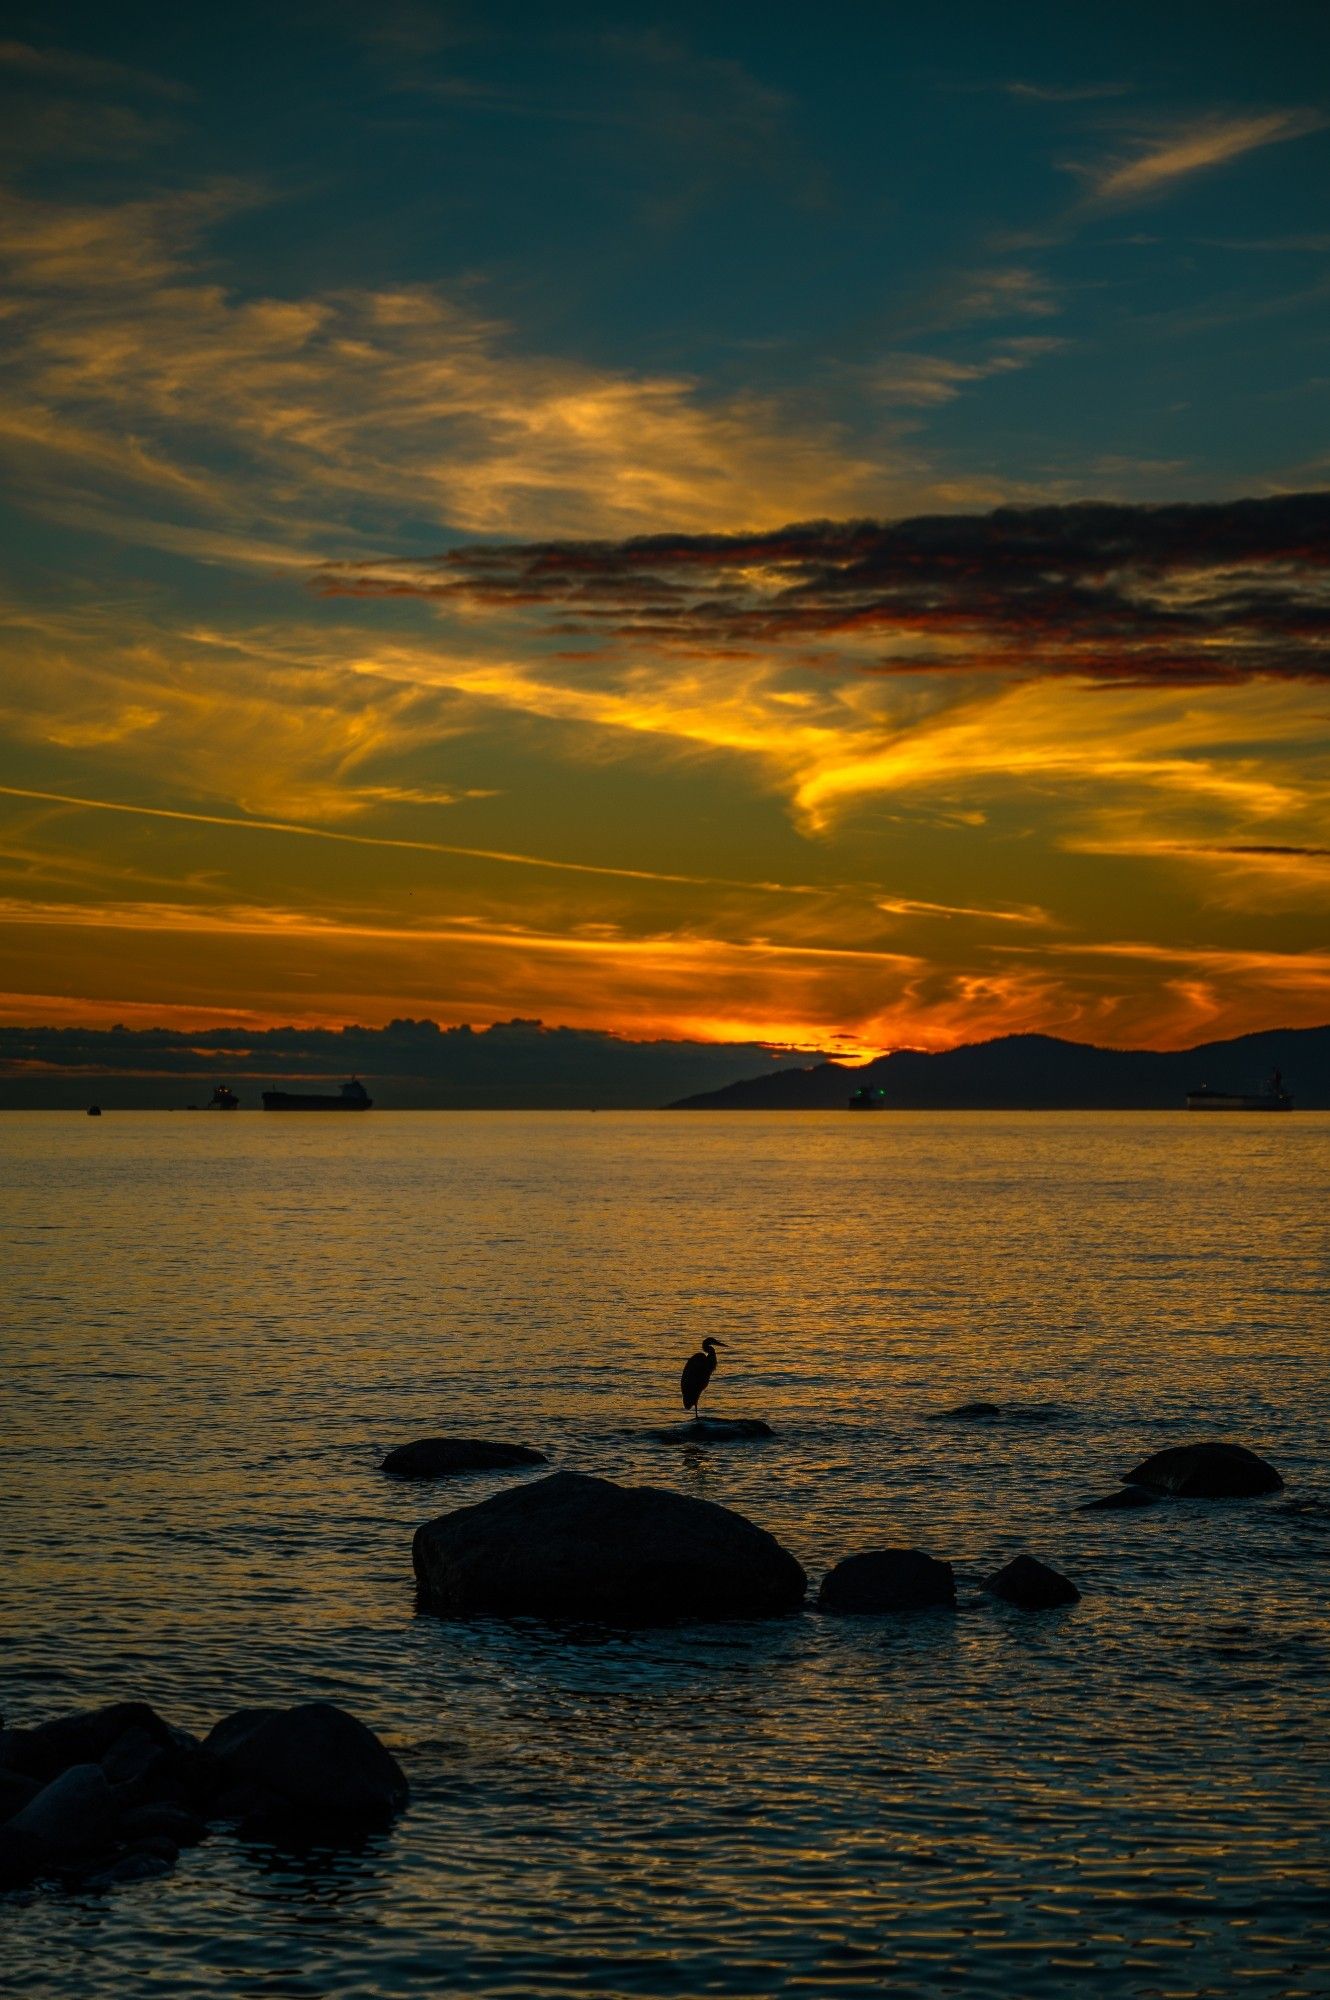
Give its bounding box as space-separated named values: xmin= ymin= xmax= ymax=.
xmin=203 ymin=1703 xmax=409 ymax=1825
xmin=982 ymin=1554 xmax=1080 ymax=1609
xmin=817 ymin=1549 xmax=956 ymax=1615
xmin=651 ymin=1417 xmax=774 ymax=1443
xmin=1078 ymin=1487 xmax=1160 ymax=1512
xmin=381 ymin=1437 xmax=546 ymax=1479
xmin=1123 ymin=1441 xmax=1283 ymax=1499
xmin=927 ymin=1401 xmax=1001 ymax=1421
xmin=413 ymin=1469 xmax=806 ymax=1624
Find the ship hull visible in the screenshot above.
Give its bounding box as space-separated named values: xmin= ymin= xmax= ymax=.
xmin=1185 ymin=1094 xmax=1293 ymax=1111
xmin=261 ymin=1092 xmax=373 ymax=1111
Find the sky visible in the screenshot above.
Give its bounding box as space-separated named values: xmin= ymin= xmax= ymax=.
xmin=1 ymin=0 xmax=1328 ymax=1059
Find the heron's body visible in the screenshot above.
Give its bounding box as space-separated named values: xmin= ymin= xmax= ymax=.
xmin=680 ymin=1337 xmax=722 ymax=1416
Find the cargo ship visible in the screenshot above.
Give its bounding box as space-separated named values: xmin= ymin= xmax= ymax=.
xmin=261 ymin=1076 xmax=373 ymax=1112
xmin=1185 ymin=1068 xmax=1293 ymax=1112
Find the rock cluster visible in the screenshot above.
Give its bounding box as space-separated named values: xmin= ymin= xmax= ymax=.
xmin=0 ymin=1700 xmax=407 ymax=1895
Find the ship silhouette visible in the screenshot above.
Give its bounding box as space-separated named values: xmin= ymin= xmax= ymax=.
xmin=261 ymin=1076 xmax=373 ymax=1112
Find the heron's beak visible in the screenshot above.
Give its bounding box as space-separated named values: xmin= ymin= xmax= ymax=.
xmin=710 ymin=1339 xmax=726 ymax=1347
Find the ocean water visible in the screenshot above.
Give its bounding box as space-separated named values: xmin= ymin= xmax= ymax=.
xmin=2 ymin=1109 xmax=1328 ymax=1999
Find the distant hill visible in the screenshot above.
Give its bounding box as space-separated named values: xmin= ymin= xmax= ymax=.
xmin=669 ymin=1027 xmax=1330 ymax=1110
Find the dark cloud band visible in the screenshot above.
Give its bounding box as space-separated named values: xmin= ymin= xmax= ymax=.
xmin=316 ymin=491 xmax=1330 ymax=684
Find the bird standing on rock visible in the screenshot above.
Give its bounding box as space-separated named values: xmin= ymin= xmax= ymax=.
xmin=680 ymin=1337 xmax=724 ymax=1418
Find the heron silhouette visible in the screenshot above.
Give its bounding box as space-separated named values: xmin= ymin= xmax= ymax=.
xmin=680 ymin=1337 xmax=724 ymax=1418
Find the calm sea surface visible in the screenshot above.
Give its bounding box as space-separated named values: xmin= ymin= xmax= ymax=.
xmin=2 ymin=1110 xmax=1328 ymax=1998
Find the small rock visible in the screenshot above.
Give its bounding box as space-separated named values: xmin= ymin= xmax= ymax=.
xmin=9 ymin=1764 xmax=119 ymax=1854
xmin=381 ymin=1437 xmax=547 ymax=1479
xmin=413 ymin=1469 xmax=806 ymax=1624
xmin=126 ymin=1833 xmax=179 ymax=1865
xmin=1078 ymin=1487 xmax=1160 ymax=1512
xmin=982 ymin=1554 xmax=1080 ymax=1609
xmin=1123 ymin=1441 xmax=1283 ymax=1499
xmin=818 ymin=1549 xmax=956 ymax=1615
xmin=203 ymin=1703 xmax=409 ymax=1825
xmin=82 ymin=1850 xmax=175 ymax=1889
xmin=927 ymin=1401 xmax=1000 ymax=1421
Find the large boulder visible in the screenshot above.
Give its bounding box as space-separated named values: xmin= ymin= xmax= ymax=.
xmin=1123 ymin=1441 xmax=1283 ymax=1499
xmin=413 ymin=1469 xmax=806 ymax=1624
xmin=0 ymin=1769 xmax=41 ymax=1822
xmin=381 ymin=1437 xmax=546 ymax=1479
xmin=982 ymin=1554 xmax=1080 ymax=1609
xmin=817 ymin=1549 xmax=956 ymax=1615
xmin=8 ymin=1763 xmax=119 ymax=1855
xmin=202 ymin=1703 xmax=408 ymax=1825
xmin=1078 ymin=1487 xmax=1160 ymax=1512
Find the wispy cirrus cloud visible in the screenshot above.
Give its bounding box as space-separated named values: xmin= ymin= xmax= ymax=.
xmin=0 ymin=181 xmax=897 ymax=546
xmin=1075 ymin=108 xmax=1325 ymax=205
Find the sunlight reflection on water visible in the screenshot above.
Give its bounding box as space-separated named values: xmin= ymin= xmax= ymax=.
xmin=2 ymin=1111 xmax=1328 ymax=1997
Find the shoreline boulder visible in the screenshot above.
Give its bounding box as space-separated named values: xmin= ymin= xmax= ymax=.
xmin=413 ymin=1469 xmax=806 ymax=1624
xmin=818 ymin=1549 xmax=956 ymax=1616
xmin=381 ymin=1437 xmax=546 ymax=1480
xmin=982 ymin=1555 xmax=1080 ymax=1610
xmin=1123 ymin=1441 xmax=1283 ymax=1499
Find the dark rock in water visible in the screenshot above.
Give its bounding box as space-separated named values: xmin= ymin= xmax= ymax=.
xmin=381 ymin=1437 xmax=546 ymax=1479
xmin=121 ymin=1803 xmax=207 ymax=1848
xmin=982 ymin=1554 xmax=1080 ymax=1609
xmin=203 ymin=1703 xmax=408 ymax=1825
xmin=413 ymin=1469 xmax=806 ymax=1624
xmin=1 ymin=1701 xmax=174 ymax=1785
xmin=927 ymin=1401 xmax=1001 ymax=1421
xmin=0 ymin=1826 xmax=41 ymax=1889
xmin=1123 ymin=1441 xmax=1283 ymax=1499
xmin=0 ymin=1769 xmax=42 ymax=1822
xmin=651 ymin=1417 xmax=774 ymax=1443
xmin=1078 ymin=1487 xmax=1160 ymax=1512
xmin=9 ymin=1763 xmax=118 ymax=1854
xmin=817 ymin=1549 xmax=956 ymax=1615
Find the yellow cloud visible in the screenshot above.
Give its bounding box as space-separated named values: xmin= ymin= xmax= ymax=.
xmin=0 ymin=185 xmax=895 ymax=544
xmin=1083 ymin=109 xmax=1324 ymax=204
